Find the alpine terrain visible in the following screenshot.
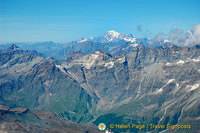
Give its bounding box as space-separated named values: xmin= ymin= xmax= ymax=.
xmin=0 ymin=31 xmax=200 ymax=132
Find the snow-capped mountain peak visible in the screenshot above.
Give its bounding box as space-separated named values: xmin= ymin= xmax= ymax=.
xmin=103 ymin=30 xmax=136 ymax=43
xmin=103 ymin=30 xmax=121 ymax=42
xmin=78 ymin=38 xmax=88 ymax=43
xmin=104 ymin=30 xmax=120 ymax=38
xmin=76 ymin=30 xmax=136 ymax=43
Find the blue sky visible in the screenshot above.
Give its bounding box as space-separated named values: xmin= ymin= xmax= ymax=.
xmin=0 ymin=0 xmax=199 ymax=43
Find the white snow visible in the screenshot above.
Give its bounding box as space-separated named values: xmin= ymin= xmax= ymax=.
xmin=55 ymin=65 xmax=62 ymax=69
xmin=105 ymin=30 xmax=120 ymax=38
xmin=122 ymin=43 xmax=138 ymax=50
xmin=176 ymin=60 xmax=184 ymax=65
xmin=91 ymin=54 xmax=99 ymax=59
xmin=123 ymin=37 xmax=136 ymax=43
xmin=95 ymin=51 xmax=101 ymax=54
xmin=122 ymin=47 xmax=129 ymax=51
xmin=105 ymin=61 xmax=114 ymax=69
xmin=55 ymin=65 xmax=67 ymax=74
xmin=130 ymin=43 xmax=138 ymax=47
xmin=188 ymin=30 xmax=193 ymax=36
xmin=165 ymin=60 xmax=185 ymax=66
xmin=190 ymin=84 xmax=199 ymax=91
xmin=116 ymin=57 xmax=125 ymax=63
xmin=78 ymin=38 xmax=87 ymax=43
xmin=167 ymin=79 xmax=175 ymax=84
xmin=152 ymin=79 xmax=175 ymax=94
xmin=165 ymin=57 xmax=200 ymax=66
xmin=14 ymin=47 xmax=20 ymax=50
xmin=176 ymin=83 xmax=179 ymax=87
xmin=186 ymin=84 xmax=200 ymax=92
xmin=164 ymin=39 xmax=171 ymax=43
xmin=73 ymin=54 xmax=99 ymax=69
xmin=157 ymin=88 xmax=163 ymax=93
xmin=166 ymin=62 xmax=172 ymax=66
xmin=108 ymin=38 xmax=113 ymax=42
xmin=192 ymin=58 xmax=200 ymax=62
xmin=104 ymin=30 xmax=121 ymax=42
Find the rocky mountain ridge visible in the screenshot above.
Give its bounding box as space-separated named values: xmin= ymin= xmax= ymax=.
xmin=0 ymin=44 xmax=200 ymax=132
xmin=0 ymin=31 xmax=140 ymax=59
xmin=0 ymin=105 xmax=100 ymax=133
xmin=59 ymin=44 xmax=200 ymax=132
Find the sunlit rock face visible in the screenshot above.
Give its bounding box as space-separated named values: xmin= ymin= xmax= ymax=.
xmin=1 ymin=44 xmax=200 ymax=132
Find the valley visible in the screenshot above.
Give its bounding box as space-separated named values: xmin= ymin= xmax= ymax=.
xmin=0 ymin=42 xmax=200 ymax=132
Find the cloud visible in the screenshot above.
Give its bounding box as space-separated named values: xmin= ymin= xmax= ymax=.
xmin=168 ymin=28 xmax=186 ymax=45
xmin=148 ymin=33 xmax=165 ymax=46
xmin=168 ymin=24 xmax=200 ymax=46
xmin=154 ymin=33 xmax=164 ymax=42
xmin=136 ymin=25 xmax=142 ymax=32
xmin=184 ymin=24 xmax=200 ymax=46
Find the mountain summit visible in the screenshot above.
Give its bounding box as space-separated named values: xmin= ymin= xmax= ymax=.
xmin=104 ymin=30 xmax=121 ymax=40
xmin=10 ymin=44 xmax=20 ymax=50
xmin=1 ymin=43 xmax=200 ymax=132
xmin=3 ymin=44 xmax=21 ymax=52
xmin=77 ymin=30 xmax=136 ymax=43
xmin=99 ymin=30 xmax=136 ymax=43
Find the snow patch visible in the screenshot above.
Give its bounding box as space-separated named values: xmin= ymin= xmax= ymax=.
xmin=165 ymin=59 xmax=189 ymax=66
xmin=123 ymin=37 xmax=136 ymax=43
xmin=176 ymin=60 xmax=184 ymax=65
xmin=91 ymin=54 xmax=99 ymax=59
xmin=122 ymin=43 xmax=138 ymax=50
xmin=55 ymin=65 xmax=61 ymax=68
xmin=73 ymin=54 xmax=99 ymax=69
xmin=164 ymin=39 xmax=171 ymax=43
xmin=166 ymin=62 xmax=172 ymax=66
xmin=167 ymin=79 xmax=175 ymax=84
xmin=192 ymin=58 xmax=200 ymax=62
xmin=105 ymin=30 xmax=120 ymax=38
xmin=105 ymin=61 xmax=114 ymax=69
xmin=157 ymin=88 xmax=163 ymax=93
xmin=166 ymin=57 xmax=200 ymax=66
xmin=130 ymin=43 xmax=138 ymax=47
xmin=108 ymin=45 xmax=120 ymax=51
xmin=176 ymin=83 xmax=179 ymax=87
xmin=116 ymin=57 xmax=125 ymax=63
xmin=78 ymin=38 xmax=87 ymax=43
xmin=152 ymin=79 xmax=175 ymax=94
xmin=95 ymin=50 xmax=101 ymax=54
xmin=104 ymin=30 xmax=120 ymax=42
xmin=195 ymin=117 xmax=200 ymax=120
xmin=190 ymin=84 xmax=199 ymax=91
xmin=55 ymin=65 xmax=67 ymax=74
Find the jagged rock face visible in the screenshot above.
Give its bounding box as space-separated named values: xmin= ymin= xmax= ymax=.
xmin=0 ymin=44 xmax=43 ymax=67
xmin=63 ymin=45 xmax=200 ymax=105
xmin=1 ymin=45 xmax=200 ymax=132
xmin=61 ymin=45 xmax=200 ymax=132
xmin=0 ymin=45 xmax=95 ymax=123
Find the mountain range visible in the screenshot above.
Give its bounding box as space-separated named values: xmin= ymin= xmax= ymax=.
xmin=0 ymin=31 xmax=200 ymax=132
xmin=0 ymin=105 xmax=100 ymax=133
xmin=0 ymin=30 xmax=171 ymax=59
